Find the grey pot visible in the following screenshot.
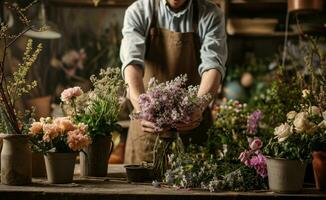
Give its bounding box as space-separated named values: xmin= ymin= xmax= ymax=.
xmin=266 ymin=157 xmax=307 ymax=193
xmin=0 ymin=134 xmax=32 ymax=185
xmin=44 ymin=152 xmax=77 ymax=184
xmin=80 ymin=135 xmax=113 ymax=177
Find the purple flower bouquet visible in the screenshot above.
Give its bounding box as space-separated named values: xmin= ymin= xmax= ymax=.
xmin=131 ymin=75 xmax=210 ymax=179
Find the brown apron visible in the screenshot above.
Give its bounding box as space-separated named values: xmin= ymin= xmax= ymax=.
xmin=124 ymin=0 xmax=212 ymax=164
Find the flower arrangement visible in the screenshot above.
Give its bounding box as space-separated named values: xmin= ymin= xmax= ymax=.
xmin=29 ymin=117 xmax=91 ymax=152
xmin=0 ymin=1 xmax=43 ymax=135
xmin=207 ymin=99 xmax=264 ymax=162
xmin=61 ymin=67 xmax=125 ymax=138
xmin=131 ymin=74 xmax=210 ymax=180
xmin=264 ymin=90 xmax=325 ymax=160
xmin=132 ymin=74 xmax=210 ymax=131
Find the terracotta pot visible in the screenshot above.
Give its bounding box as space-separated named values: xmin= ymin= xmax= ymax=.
xmin=25 ymin=96 xmax=52 ymax=120
xmin=80 ymin=135 xmax=113 ymax=177
xmin=0 ymin=134 xmax=32 ymax=185
xmin=288 ymin=0 xmax=324 ymax=13
xmin=32 ymin=152 xmax=46 ymax=177
xmin=44 ymin=152 xmax=77 ymax=184
xmin=312 ymin=151 xmax=326 ymax=190
xmin=266 ymin=158 xmax=307 ymax=193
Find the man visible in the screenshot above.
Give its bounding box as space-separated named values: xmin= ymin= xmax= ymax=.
xmin=120 ymin=0 xmax=227 ymax=164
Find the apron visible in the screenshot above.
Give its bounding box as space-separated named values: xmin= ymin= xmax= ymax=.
xmin=124 ymin=0 xmax=213 ymax=164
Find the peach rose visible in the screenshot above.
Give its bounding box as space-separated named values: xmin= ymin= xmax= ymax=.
xmin=61 ymin=86 xmax=83 ymax=102
xmin=29 ymin=122 xmax=43 ymax=135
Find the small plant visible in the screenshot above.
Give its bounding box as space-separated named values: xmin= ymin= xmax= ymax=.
xmin=29 ymin=117 xmax=91 ymax=153
xmin=61 ymin=67 xmax=125 ymax=138
xmin=264 ymin=90 xmax=325 ymax=160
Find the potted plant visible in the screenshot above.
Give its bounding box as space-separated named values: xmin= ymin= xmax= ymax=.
xmin=311 ymin=110 xmax=326 ymax=190
xmin=264 ymin=92 xmax=324 ymax=193
xmin=61 ymin=67 xmax=125 ymax=177
xmin=0 ymin=1 xmax=43 ymax=185
xmin=29 ymin=117 xmax=91 ymax=183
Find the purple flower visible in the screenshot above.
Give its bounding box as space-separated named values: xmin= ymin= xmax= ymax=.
xmin=247 ymin=110 xmax=263 ymax=134
xmin=248 ymin=154 xmax=267 ymax=178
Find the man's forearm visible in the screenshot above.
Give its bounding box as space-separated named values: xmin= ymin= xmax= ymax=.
xmin=198 ymin=69 xmax=221 ymax=106
xmin=124 ymin=64 xmax=145 ymax=112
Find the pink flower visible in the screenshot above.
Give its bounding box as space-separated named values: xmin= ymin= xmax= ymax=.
xmin=29 ymin=122 xmax=43 ymax=135
xmin=67 ymin=124 xmax=91 ymax=151
xmin=61 ymin=86 xmax=83 ymax=102
xmin=248 ymin=154 xmax=267 ymax=178
xmin=54 ymin=117 xmax=75 ymax=132
xmin=239 ymin=151 xmax=250 ymax=164
xmin=249 ymin=138 xmax=263 ymax=151
xmin=42 ymin=124 xmax=61 ymax=142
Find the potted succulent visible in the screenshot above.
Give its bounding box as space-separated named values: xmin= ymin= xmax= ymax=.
xmin=0 ymin=1 xmax=43 ymax=185
xmin=61 ymin=67 xmax=125 ymax=177
xmin=264 ymin=90 xmax=324 ymax=193
xmin=311 ymin=110 xmax=326 ymax=190
xmin=29 ymin=117 xmax=91 ymax=183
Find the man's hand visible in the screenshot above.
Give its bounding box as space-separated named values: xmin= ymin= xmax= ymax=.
xmin=175 ymin=107 xmax=204 ymax=132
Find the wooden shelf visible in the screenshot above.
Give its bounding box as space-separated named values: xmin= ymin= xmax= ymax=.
xmin=48 ymin=0 xmax=134 ymax=7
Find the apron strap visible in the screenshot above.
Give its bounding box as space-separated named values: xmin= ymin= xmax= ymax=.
xmin=192 ymin=0 xmax=199 ymax=33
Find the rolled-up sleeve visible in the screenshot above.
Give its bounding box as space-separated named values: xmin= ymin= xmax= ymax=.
xmin=198 ymin=6 xmax=227 ymax=80
xmin=120 ymin=3 xmax=147 ymax=79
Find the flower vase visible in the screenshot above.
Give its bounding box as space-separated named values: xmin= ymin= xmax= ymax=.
xmin=153 ymin=132 xmax=184 ymax=180
xmin=80 ymin=135 xmax=114 ymax=177
xmin=32 ymin=152 xmax=46 ymax=177
xmin=0 ymin=134 xmax=32 ymax=185
xmin=44 ymin=152 xmax=77 ymax=184
xmin=312 ymin=151 xmax=326 ymax=190
xmin=266 ymin=158 xmax=307 ymax=193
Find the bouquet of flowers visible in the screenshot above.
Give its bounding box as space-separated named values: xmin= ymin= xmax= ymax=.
xmin=264 ymin=90 xmax=325 ymax=160
xmin=207 ymin=99 xmax=264 ymax=162
xmin=61 ymin=67 xmax=125 ymax=138
xmin=131 ymin=74 xmax=210 ymax=180
xmin=29 ymin=117 xmax=91 ymax=152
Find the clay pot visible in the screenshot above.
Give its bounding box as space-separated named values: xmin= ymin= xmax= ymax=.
xmin=312 ymin=151 xmax=326 ymax=190
xmin=266 ymin=158 xmax=307 ymax=193
xmin=32 ymin=152 xmax=46 ymax=177
xmin=0 ymin=134 xmax=32 ymax=185
xmin=80 ymin=135 xmax=113 ymax=177
xmin=44 ymin=152 xmax=77 ymax=184
xmin=25 ymin=96 xmax=52 ymax=120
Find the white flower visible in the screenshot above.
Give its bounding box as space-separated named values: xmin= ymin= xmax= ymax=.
xmin=274 ymin=123 xmax=293 ymax=142
xmin=322 ymin=111 xmax=326 ymax=120
xmin=302 ymin=89 xmax=310 ymax=98
xmin=286 ymin=111 xmax=297 ymax=120
xmin=318 ymin=120 xmax=326 ymax=129
xmin=310 ymin=106 xmax=321 ymax=116
xmin=293 ymin=112 xmax=309 ymax=133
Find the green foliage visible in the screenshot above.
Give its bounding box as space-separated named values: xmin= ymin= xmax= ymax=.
xmin=264 ymin=134 xmax=312 ymax=160
xmin=63 ymin=67 xmax=125 ymax=138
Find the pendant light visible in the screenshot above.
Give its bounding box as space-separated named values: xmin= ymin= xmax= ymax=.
xmin=25 ymin=0 xmax=61 ymax=39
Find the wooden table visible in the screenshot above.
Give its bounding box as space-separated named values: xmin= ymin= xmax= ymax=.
xmin=0 ymin=164 xmax=325 ymax=200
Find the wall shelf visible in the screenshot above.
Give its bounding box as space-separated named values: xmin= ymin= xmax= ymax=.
xmin=48 ymin=0 xmax=134 ymax=7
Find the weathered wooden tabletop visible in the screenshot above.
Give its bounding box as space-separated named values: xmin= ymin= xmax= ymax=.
xmin=0 ymin=164 xmax=325 ymax=200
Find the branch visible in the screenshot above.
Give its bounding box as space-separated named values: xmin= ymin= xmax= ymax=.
xmin=6 ymin=26 xmax=32 ymax=48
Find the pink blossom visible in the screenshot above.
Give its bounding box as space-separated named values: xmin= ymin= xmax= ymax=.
xmin=42 ymin=124 xmax=61 ymax=142
xmin=54 ymin=117 xmax=75 ymax=132
xmin=67 ymin=124 xmax=91 ymax=151
xmin=248 ymin=154 xmax=267 ymax=178
xmin=61 ymin=86 xmax=83 ymax=102
xmin=29 ymin=122 xmax=43 ymax=135
xmin=239 ymin=151 xmax=250 ymax=164
xmin=249 ymin=138 xmax=263 ymax=151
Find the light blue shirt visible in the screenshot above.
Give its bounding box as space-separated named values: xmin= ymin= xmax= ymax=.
xmin=120 ymin=0 xmax=227 ymax=80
